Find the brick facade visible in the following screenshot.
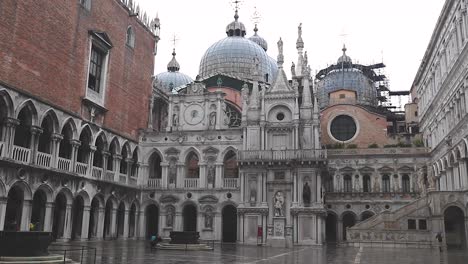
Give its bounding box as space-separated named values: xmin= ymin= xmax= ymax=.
xmin=0 ymin=0 xmax=155 ymax=140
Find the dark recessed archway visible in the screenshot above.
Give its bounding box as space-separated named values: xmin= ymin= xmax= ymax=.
xmin=71 ymin=196 xmax=84 ymax=240
xmin=222 ymin=205 xmax=237 ymax=242
xmin=342 ymin=212 xmax=356 ymax=241
xmin=4 ymin=186 xmax=24 ymax=231
xmin=52 ymin=192 xmax=67 ymax=239
xmin=183 ymin=204 xmax=197 ymax=232
xmin=444 ymin=206 xmax=466 ymax=249
xmin=326 ymin=212 xmax=338 ymax=243
xmin=116 ymin=202 xmax=125 ymax=237
xmin=145 ymin=204 xmax=159 ymax=238
xmin=88 ymin=197 xmax=100 ymax=239
xmin=31 ymin=190 xmax=47 ymax=231
xmin=103 ymin=199 xmax=113 ymax=239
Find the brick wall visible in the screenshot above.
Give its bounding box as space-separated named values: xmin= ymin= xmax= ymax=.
xmin=320 ymin=104 xmax=393 ymax=147
xmin=0 ymin=0 xmax=155 ymax=140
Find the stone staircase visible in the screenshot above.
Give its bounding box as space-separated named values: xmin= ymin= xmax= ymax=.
xmin=0 ymin=255 xmax=76 ymax=264
xmin=346 ymin=196 xmax=433 ymax=248
xmin=156 ymin=243 xmax=213 ymax=251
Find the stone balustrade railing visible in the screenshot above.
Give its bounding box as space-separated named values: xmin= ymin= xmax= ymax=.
xmin=12 ymin=145 xmax=31 ymax=163
xmin=238 ymin=149 xmax=326 ymax=162
xmin=36 ymin=152 xmax=52 ymax=167
xmin=327 ymin=147 xmax=429 ymax=156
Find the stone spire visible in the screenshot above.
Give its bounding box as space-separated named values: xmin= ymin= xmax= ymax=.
xmin=295 ymin=23 xmax=305 ymax=76
xmin=167 ymin=48 xmax=180 ymax=72
xmin=277 ymin=37 xmax=284 ymax=66
xmin=302 ymin=67 xmax=313 ymax=108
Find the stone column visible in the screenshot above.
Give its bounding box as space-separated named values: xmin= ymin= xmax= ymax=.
xmin=126 ymin=158 xmax=134 ymax=184
xmin=113 ymin=154 xmax=122 ymax=182
xmin=459 ymin=159 xmax=468 ymax=190
xmin=337 ymin=219 xmax=343 ymax=242
xmin=44 ymin=202 xmax=54 ymax=232
xmin=293 ymin=171 xmax=298 ymax=205
xmin=87 ymin=146 xmax=97 ymax=178
xmin=175 ymin=211 xmax=182 ymax=231
xmin=51 ymin=133 xmax=63 ymax=168
xmin=176 ymin=163 xmax=184 ymax=189
xmin=2 ymin=118 xmax=19 ymax=158
xmin=161 ymin=163 xmax=169 ymax=188
xmin=110 ymin=208 xmax=117 ymax=238
xmin=262 ymin=172 xmax=267 ymax=206
xmin=240 ymin=171 xmax=245 ymax=205
xmin=30 ymin=126 xmax=43 ymax=164
xmin=69 ymin=140 xmax=81 ymax=173
xmin=102 ymin=151 xmax=110 ymax=175
xmin=215 ymin=163 xmax=223 ymax=189
xmin=453 ymin=163 xmax=460 ymax=190
xmin=80 ymin=205 xmax=91 ymax=240
xmin=63 ymin=204 xmax=73 ymax=240
xmin=199 ymin=163 xmax=207 ymax=188
xmin=138 ymin=210 xmax=146 ymax=238
xmin=123 ymin=210 xmax=130 ymax=238
xmin=96 ymin=208 xmax=105 ymax=239
xmin=20 ymin=200 xmax=32 ymax=231
xmin=0 ymin=197 xmax=7 ymax=231
xmin=257 ymin=173 xmax=262 ymax=205
xmin=316 ymin=172 xmax=322 ymax=203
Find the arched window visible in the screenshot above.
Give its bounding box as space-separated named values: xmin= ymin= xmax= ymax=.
xmin=382 ymin=175 xmax=390 ymax=192
xmin=108 ymin=139 xmax=118 ymax=171
xmin=77 ymin=128 xmax=91 ymax=163
xmin=402 ymin=174 xmax=410 ymax=193
xmin=149 ymin=152 xmax=162 ymax=179
xmin=126 ymin=26 xmax=135 ymax=48
xmin=324 ymin=176 xmax=334 ymax=192
xmin=223 ymin=151 xmax=238 ymax=178
xmin=59 ymin=122 xmax=73 ymax=159
xmin=343 ymin=175 xmax=352 ymax=192
xmin=362 ymin=175 xmax=371 ymax=193
xmin=93 ymin=134 xmax=107 ymax=168
xmin=0 ymin=96 xmax=9 ymax=140
xmin=120 ymin=145 xmax=129 ymax=174
xmin=131 ymin=149 xmax=138 ymax=177
xmin=38 ymin=115 xmax=54 ymax=154
xmin=186 ymin=152 xmax=199 ymax=178
xmin=14 ymin=107 xmax=33 ymax=148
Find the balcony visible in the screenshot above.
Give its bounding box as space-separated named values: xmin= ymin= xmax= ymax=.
xmin=325 ymin=192 xmax=418 ymax=201
xmin=12 ymin=145 xmax=31 ymax=163
xmin=223 ymin=178 xmax=238 ymax=189
xmin=147 ymin=178 xmax=162 ymax=188
xmin=238 ymin=149 xmax=326 ymax=163
xmin=184 ymin=178 xmax=199 ymax=189
xmin=57 ymin=157 xmax=71 ymax=171
xmin=91 ymin=167 xmax=103 ymax=180
xmin=75 ymin=162 xmax=88 ymax=176
xmin=104 ymin=171 xmax=114 ymax=181
xmin=36 ymin=152 xmax=52 ymax=167
xmin=327 ymin=147 xmax=429 ymax=157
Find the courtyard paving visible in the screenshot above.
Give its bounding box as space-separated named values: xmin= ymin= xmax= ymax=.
xmin=53 ymin=240 xmax=468 ymax=264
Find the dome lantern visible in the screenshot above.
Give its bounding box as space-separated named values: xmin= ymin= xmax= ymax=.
xmin=225 ymin=10 xmax=246 ymax=37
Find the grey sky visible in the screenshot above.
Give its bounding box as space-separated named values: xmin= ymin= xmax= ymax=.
xmin=139 ymin=0 xmax=444 ymax=95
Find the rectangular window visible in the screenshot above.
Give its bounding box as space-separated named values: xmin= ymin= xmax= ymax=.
xmin=402 ymin=174 xmax=411 ymax=193
xmin=418 ymin=219 xmax=427 ymax=230
xmin=408 ymin=219 xmax=416 ymax=230
xmin=382 ymin=175 xmax=390 ymax=192
xmin=344 ymin=175 xmax=352 ymax=192
xmin=88 ymin=46 xmax=104 ymax=93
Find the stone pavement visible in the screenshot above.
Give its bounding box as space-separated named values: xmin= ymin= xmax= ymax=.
xmin=54 ymin=240 xmax=468 ymax=264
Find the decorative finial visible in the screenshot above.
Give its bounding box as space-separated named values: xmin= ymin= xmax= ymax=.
xmin=251 ymin=6 xmax=261 ymax=33
xmin=172 ymin=48 xmax=176 ymax=57
xmin=342 ymin=44 xmax=347 ymax=54
xmin=253 ymin=24 xmax=258 ymax=34
xmin=171 ymin=34 xmax=179 ymax=50
xmin=298 ymin=23 xmax=302 ymax=38
xmin=231 ymin=0 xmax=242 ymax=21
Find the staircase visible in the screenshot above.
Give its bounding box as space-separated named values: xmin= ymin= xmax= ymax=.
xmin=346 ymin=196 xmax=433 ymax=248
xmin=0 ymin=255 xmax=76 ymax=264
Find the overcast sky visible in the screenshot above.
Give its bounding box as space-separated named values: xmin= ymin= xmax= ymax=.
xmin=139 ymin=0 xmax=445 ymax=95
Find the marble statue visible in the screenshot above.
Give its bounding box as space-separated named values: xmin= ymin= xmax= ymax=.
xmin=207 ymin=164 xmax=215 ymax=184
xmin=277 ymin=37 xmax=283 ymax=55
xmin=274 ymin=191 xmax=285 ymax=217
xmin=204 ymin=208 xmax=213 ymax=229
xmin=373 ymin=173 xmax=380 ymax=192
xmin=417 ymin=167 xmax=426 ymax=195
xmin=291 ymin=62 xmax=296 ymax=77
xmin=209 ymin=112 xmax=216 ymax=128
xmin=166 ymin=207 xmax=174 ymax=227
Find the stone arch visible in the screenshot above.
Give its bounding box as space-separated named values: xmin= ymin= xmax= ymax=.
xmin=0 ymin=89 xmax=15 ymax=118
xmin=121 ymin=142 xmax=131 ymax=159
xmin=144 ymin=203 xmax=159 ymax=238
xmin=326 ymin=210 xmax=339 ymax=243
xmin=341 ymin=211 xmax=357 ymax=241
xmin=148 ymin=150 xmax=163 ymax=179
xmin=221 ymin=204 xmax=237 ymax=242
xmin=93 ymin=132 xmax=108 ymax=168
xmin=360 ymin=210 xmax=375 ymax=221
xmin=184 ymin=148 xmax=201 ymax=178
xmin=182 ymin=202 xmax=198 ymax=232
xmin=144 ymin=148 xmax=165 ymax=164
xmin=266 ymin=103 xmax=294 ymax=118
xmin=109 ymin=137 xmax=121 ymax=154
xmin=223 ymin=149 xmax=238 ymax=179
xmin=75 ymin=190 xmax=91 ymax=207
xmin=444 ymin=205 xmax=467 ymax=248
xmin=93 ymin=131 xmax=108 ymax=149
xmin=182 ymin=147 xmax=201 ymax=162
xmin=116 ymin=201 xmax=126 ymax=237
xmin=90 ymin=193 xmax=105 ymax=208
xmin=0 ymin=178 xmax=6 ymax=197
xmin=35 ymin=183 xmax=54 ymax=203
xmin=219 ymin=200 xmax=238 ymax=210
xmin=15 ymin=99 xmax=38 ymax=126
xmin=39 ymin=109 xmax=60 ymax=134
xmin=55 ymin=187 xmax=74 ymax=205
xmin=60 ymin=118 xmax=78 ymax=140
xmin=8 ymin=180 xmax=33 ymax=201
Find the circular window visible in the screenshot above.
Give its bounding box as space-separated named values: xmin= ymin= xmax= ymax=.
xmin=330 ymin=115 xmax=357 ymax=141
xmin=276 ymin=112 xmax=285 ymax=121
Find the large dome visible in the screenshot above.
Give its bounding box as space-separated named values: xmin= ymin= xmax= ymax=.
xmin=199 ymin=36 xmax=276 ymax=82
xmin=198 ymin=11 xmax=276 ymax=83
xmin=155 ymin=49 xmax=193 ymax=93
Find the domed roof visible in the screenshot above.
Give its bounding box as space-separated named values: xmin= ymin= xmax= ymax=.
xmin=248 ymin=24 xmax=268 ymax=51
xmin=199 ymin=11 xmax=276 ymax=82
xmin=155 ymin=49 xmax=193 ymax=93
xmin=337 ymin=44 xmax=352 ymax=64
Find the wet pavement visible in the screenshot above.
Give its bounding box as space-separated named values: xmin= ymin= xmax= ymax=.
xmin=52 ymin=240 xmax=468 ymax=264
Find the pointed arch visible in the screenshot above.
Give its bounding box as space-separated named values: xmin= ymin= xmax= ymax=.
xmin=148 ymin=150 xmax=163 ymax=179
xmin=77 ymin=126 xmax=93 ymax=164
xmin=0 ymin=178 xmax=5 ymax=197
xmin=109 ymin=137 xmax=121 ymax=155
xmin=61 ymin=118 xmax=78 ymax=140
xmin=55 ymin=187 xmax=74 ymax=205
xmin=223 ymin=149 xmax=238 ymax=178
xmin=185 ymin=150 xmax=200 ymax=178
xmin=35 ymin=183 xmax=54 ymax=203
xmin=39 ymin=109 xmax=60 ymax=134
xmin=0 ymin=89 xmax=15 ymax=118
xmin=121 ymin=141 xmax=131 ymax=159
xmin=15 ymin=100 xmax=38 ymax=126
xmin=9 ymin=180 xmax=33 ymax=201
xmin=75 ymin=190 xmax=91 ymax=207
xmin=93 ymin=132 xmax=108 ymax=168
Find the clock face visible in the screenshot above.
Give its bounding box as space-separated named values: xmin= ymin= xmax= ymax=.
xmin=184 ymin=104 xmax=205 ymax=125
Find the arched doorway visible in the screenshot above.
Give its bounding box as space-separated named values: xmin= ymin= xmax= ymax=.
xmin=116 ymin=202 xmax=125 ymax=237
xmin=71 ymin=196 xmax=84 ymax=240
xmin=52 ymin=193 xmax=67 ymax=239
xmin=183 ymin=204 xmax=197 ymax=232
xmin=129 ymin=203 xmax=136 ymax=238
xmin=88 ymin=198 xmax=100 ymax=239
xmin=361 ymin=211 xmax=374 ymax=222
xmin=222 ymin=205 xmax=237 ymax=242
xmin=325 ymin=212 xmax=338 ymax=243
xmin=342 ymin=212 xmax=356 ymax=241
xmin=444 ymin=206 xmax=466 ymax=248
xmin=4 ymin=186 xmax=24 ymax=231
xmin=103 ymin=200 xmax=113 ymax=239
xmin=31 ymin=190 xmax=47 ymax=231
xmin=145 ymin=204 xmax=159 ymax=238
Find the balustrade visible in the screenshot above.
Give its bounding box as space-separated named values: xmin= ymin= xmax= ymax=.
xmin=104 ymin=171 xmax=114 ymax=181
xmin=147 ymin=178 xmax=162 ymax=188
xmin=184 ymin=178 xmax=199 ymax=189
xmin=223 ymin=178 xmax=238 ymax=189
xmin=57 ymin=157 xmax=71 ymax=171
xmin=238 ymin=149 xmax=326 ymax=162
xmin=12 ymin=145 xmax=31 ymax=163
xmin=119 ymin=174 xmax=127 ymax=184
xmin=75 ymin=162 xmax=88 ymax=176
xmin=36 ymin=152 xmax=51 ymax=167
xmin=92 ymin=167 xmax=103 ymax=179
